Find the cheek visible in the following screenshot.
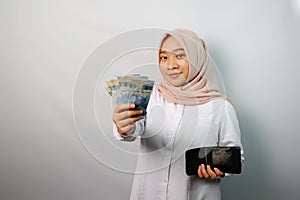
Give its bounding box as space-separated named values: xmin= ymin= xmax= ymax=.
xmin=179 ymin=61 xmax=189 ymax=79
xmin=159 ymin=65 xmax=166 ymax=76
xmin=178 ymin=60 xmax=189 ymax=67
xmin=159 ymin=63 xmax=166 ymax=71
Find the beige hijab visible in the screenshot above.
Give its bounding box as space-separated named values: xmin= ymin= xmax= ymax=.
xmin=156 ymin=28 xmax=229 ymax=105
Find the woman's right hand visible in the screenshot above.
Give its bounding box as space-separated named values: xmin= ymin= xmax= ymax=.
xmin=113 ymin=104 xmax=144 ymax=136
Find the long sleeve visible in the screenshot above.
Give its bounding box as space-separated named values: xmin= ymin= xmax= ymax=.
xmin=112 ymin=118 xmax=145 ymax=142
xmin=218 ymin=101 xmax=245 ymax=169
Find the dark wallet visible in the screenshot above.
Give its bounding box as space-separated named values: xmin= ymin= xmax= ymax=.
xmin=185 ymin=146 xmax=242 ymax=176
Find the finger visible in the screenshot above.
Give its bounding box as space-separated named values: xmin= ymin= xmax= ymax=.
xmin=207 ymin=165 xmax=217 ymax=179
xmin=118 ymin=116 xmax=143 ymax=128
xmin=113 ymin=104 xmax=133 ymax=123
xmin=198 ymin=165 xmax=203 ymax=178
xmin=113 ymin=109 xmax=142 ymax=123
xmin=201 ymin=164 xmax=210 ymax=179
xmin=117 ymin=109 xmax=144 ymax=121
xmin=128 ymin=109 xmax=144 ymax=117
xmin=114 ymin=113 xmax=143 ymax=134
xmin=117 ymin=124 xmax=135 ymax=135
xmin=130 ymin=115 xmax=144 ymax=123
xmin=214 ymin=168 xmax=225 ymax=177
xmin=114 ymin=104 xmax=135 ymax=114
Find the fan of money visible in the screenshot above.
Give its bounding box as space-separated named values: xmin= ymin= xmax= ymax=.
xmin=105 ymin=74 xmax=154 ymax=115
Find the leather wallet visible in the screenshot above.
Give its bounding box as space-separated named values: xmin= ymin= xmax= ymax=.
xmin=185 ymin=146 xmax=242 ymax=175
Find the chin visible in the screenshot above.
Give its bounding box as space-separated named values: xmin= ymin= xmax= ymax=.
xmin=168 ymin=81 xmax=183 ymax=87
xmin=164 ymin=76 xmax=186 ymax=87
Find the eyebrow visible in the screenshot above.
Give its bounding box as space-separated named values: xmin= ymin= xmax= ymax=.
xmin=160 ymin=48 xmax=185 ymax=54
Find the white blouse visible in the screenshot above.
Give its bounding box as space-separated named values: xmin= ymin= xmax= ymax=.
xmin=113 ymin=86 xmax=244 ymax=200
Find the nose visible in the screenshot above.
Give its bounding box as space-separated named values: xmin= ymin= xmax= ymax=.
xmin=167 ymin=57 xmax=178 ymax=70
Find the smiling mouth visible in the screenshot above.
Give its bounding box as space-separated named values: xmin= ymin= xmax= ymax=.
xmin=168 ymin=72 xmax=182 ymax=79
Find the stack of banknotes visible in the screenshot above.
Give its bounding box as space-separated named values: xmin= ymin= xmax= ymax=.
xmin=105 ymin=74 xmax=155 ymax=114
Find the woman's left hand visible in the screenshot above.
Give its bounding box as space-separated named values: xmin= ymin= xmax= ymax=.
xmin=197 ymin=164 xmax=225 ymax=180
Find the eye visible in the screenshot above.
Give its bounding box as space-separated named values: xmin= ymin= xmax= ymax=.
xmin=160 ymin=55 xmax=167 ymax=61
xmin=176 ymin=53 xmax=186 ymax=59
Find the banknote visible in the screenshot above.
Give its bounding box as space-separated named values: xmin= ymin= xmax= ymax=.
xmin=105 ymin=74 xmax=154 ymax=115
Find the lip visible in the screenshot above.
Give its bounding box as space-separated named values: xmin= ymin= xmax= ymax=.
xmin=168 ymin=72 xmax=182 ymax=79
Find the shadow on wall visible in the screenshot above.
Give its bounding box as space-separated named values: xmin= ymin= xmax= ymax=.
xmin=221 ymin=107 xmax=272 ymax=200
xmin=209 ymin=45 xmax=272 ymax=200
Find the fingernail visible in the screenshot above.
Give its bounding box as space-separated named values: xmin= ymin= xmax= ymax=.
xmin=130 ymin=104 xmax=135 ymax=108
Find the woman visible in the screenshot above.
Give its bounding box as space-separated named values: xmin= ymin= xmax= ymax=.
xmin=112 ymin=28 xmax=244 ymax=200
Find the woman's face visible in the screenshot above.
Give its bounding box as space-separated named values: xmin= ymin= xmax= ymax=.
xmin=159 ymin=36 xmax=189 ymax=87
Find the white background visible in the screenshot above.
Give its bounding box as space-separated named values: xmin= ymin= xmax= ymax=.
xmin=1 ymin=0 xmax=300 ymax=199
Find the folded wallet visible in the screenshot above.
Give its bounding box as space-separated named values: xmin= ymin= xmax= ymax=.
xmin=185 ymin=146 xmax=242 ymax=175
